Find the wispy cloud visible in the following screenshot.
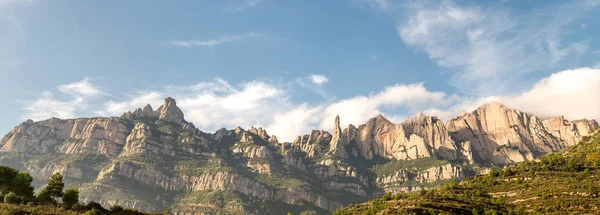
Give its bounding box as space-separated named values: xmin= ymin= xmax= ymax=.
xmin=309 ymin=74 xmax=329 ymax=85
xmin=22 ymin=78 xmax=105 ymax=121
xmin=19 ymin=67 xmax=600 ymax=142
xmin=370 ymin=54 xmax=378 ymax=60
xmin=365 ymin=0 xmax=597 ymax=95
xmin=295 ymin=74 xmax=334 ymax=101
xmin=225 ymin=0 xmax=266 ymax=12
xmin=166 ymin=32 xmax=266 ymax=48
xmin=0 ymin=60 xmax=21 ymax=67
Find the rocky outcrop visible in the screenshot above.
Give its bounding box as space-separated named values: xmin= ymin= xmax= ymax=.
xmin=292 ymin=130 xmax=332 ymax=158
xmin=0 ymin=98 xmax=597 ymax=214
xmin=542 ymin=116 xmax=598 ymax=146
xmin=328 ymin=115 xmax=348 ymax=158
xmin=376 ymin=163 xmax=463 ymax=193
xmin=445 ymin=102 xmax=597 ymax=165
xmin=338 ymin=114 xmax=461 ymax=162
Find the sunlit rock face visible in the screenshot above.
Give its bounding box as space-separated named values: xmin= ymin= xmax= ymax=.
xmin=0 ymin=98 xmax=596 ymax=214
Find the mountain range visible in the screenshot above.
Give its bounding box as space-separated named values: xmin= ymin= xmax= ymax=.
xmin=0 ymin=97 xmax=596 ymax=214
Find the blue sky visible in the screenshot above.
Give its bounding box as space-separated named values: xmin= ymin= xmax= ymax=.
xmin=1 ymin=0 xmax=600 ymax=142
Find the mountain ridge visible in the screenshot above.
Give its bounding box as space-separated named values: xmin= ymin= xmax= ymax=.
xmin=0 ymin=98 xmax=596 ymax=214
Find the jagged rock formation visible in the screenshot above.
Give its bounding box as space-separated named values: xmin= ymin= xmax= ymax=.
xmin=446 ymin=102 xmax=598 ymax=165
xmin=0 ymin=99 xmax=596 ymax=214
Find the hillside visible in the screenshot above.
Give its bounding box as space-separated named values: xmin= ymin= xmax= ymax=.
xmin=0 ymin=98 xmax=596 ymax=214
xmin=334 ymin=128 xmax=600 ymax=215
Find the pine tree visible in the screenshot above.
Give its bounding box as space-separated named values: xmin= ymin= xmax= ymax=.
xmin=39 ymin=173 xmax=65 ymax=203
xmin=62 ymin=188 xmax=79 ymax=208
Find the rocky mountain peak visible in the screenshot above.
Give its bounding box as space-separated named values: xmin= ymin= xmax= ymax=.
xmin=142 ymin=104 xmax=153 ymax=113
xmin=248 ymin=127 xmax=270 ymax=140
xmin=156 ymin=97 xmax=185 ymax=124
xmin=328 ymin=115 xmax=348 ymax=158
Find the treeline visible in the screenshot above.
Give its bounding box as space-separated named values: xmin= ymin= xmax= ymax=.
xmin=0 ymin=165 xmax=149 ymax=215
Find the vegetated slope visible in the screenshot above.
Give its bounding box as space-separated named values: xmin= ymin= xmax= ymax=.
xmin=334 ymin=128 xmax=600 ymax=215
xmin=0 ymin=97 xmax=596 ymax=215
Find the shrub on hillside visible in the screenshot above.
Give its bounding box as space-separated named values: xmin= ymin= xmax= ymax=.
xmin=4 ymin=192 xmax=19 ymax=204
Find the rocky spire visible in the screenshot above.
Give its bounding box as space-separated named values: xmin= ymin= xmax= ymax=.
xmin=142 ymin=104 xmax=154 ymax=113
xmin=328 ymin=115 xmax=348 ymax=158
xmin=156 ymin=97 xmax=185 ymax=124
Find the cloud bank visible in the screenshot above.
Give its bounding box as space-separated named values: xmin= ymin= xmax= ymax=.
xmin=22 ymin=68 xmax=600 ymax=142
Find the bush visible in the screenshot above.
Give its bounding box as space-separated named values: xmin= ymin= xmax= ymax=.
xmin=110 ymin=205 xmax=124 ymax=213
xmin=86 ymin=201 xmax=104 ymax=211
xmin=62 ymin=188 xmax=79 ymax=208
xmin=299 ymin=210 xmax=318 ymax=215
xmin=84 ymin=208 xmax=103 ymax=215
xmin=3 ymin=192 xmax=18 ymax=204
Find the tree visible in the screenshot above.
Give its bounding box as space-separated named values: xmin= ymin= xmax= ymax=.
xmin=37 ymin=188 xmax=53 ymax=203
xmin=62 ymin=188 xmax=79 ymax=208
xmin=84 ymin=208 xmax=103 ymax=215
xmin=11 ymin=172 xmax=34 ymax=199
xmin=0 ymin=165 xmax=19 ymax=194
xmin=86 ymin=201 xmax=105 ymax=211
xmin=300 ymin=210 xmax=318 ymax=215
xmin=110 ymin=205 xmax=124 ymax=213
xmin=4 ymin=192 xmax=18 ymax=204
xmin=41 ymin=173 xmax=65 ymax=202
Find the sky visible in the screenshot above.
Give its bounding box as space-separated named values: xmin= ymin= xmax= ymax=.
xmin=1 ymin=0 xmax=600 ymax=142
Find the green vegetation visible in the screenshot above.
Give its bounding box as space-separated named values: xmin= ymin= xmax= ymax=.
xmin=62 ymin=188 xmax=79 ymax=208
xmin=171 ymin=189 xmax=258 ymax=215
xmin=0 ymin=165 xmax=155 ymax=215
xmin=256 ymin=173 xmax=308 ymax=189
xmin=335 ymin=129 xmax=600 ymax=214
xmin=371 ymin=157 xmax=450 ymax=177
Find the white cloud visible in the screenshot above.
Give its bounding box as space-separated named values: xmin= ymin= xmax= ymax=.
xmin=22 ymin=78 xmax=104 ymax=121
xmin=309 ymin=74 xmax=329 ymax=85
xmin=319 ymin=83 xmax=448 ymax=128
xmin=500 ymin=68 xmax=600 ymax=121
xmin=167 ymin=32 xmax=266 ymax=48
xmin=295 ymin=75 xmax=333 ymax=100
xmin=99 ymin=79 xmax=307 ymax=141
xmin=57 ymin=77 xmax=103 ymax=97
xmin=100 ymin=91 xmax=165 ymax=116
xmin=266 ymin=103 xmax=324 ymax=141
xmin=594 ymin=62 xmax=600 ymax=69
xmin=427 ymin=68 xmax=600 ymax=122
xmin=20 ymin=68 xmax=600 ymax=143
xmin=581 ymin=24 xmax=588 ymax=30
xmin=370 ymin=55 xmax=378 ymax=60
xmin=367 ymin=0 xmax=597 ymax=95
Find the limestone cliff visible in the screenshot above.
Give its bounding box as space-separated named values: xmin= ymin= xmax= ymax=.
xmin=0 ymin=99 xmax=596 ymax=215
xmin=446 ymin=102 xmax=597 ymax=165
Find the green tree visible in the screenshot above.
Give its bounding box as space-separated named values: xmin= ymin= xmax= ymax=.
xmin=110 ymin=205 xmax=124 ymax=213
xmin=0 ymin=165 xmax=19 ymax=194
xmin=4 ymin=192 xmax=18 ymax=204
xmin=40 ymin=173 xmax=65 ymax=203
xmin=299 ymin=210 xmax=318 ymax=215
xmin=37 ymin=188 xmax=53 ymax=203
xmin=62 ymin=188 xmax=79 ymax=208
xmin=84 ymin=208 xmax=103 ymax=215
xmin=11 ymin=172 xmax=34 ymax=199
